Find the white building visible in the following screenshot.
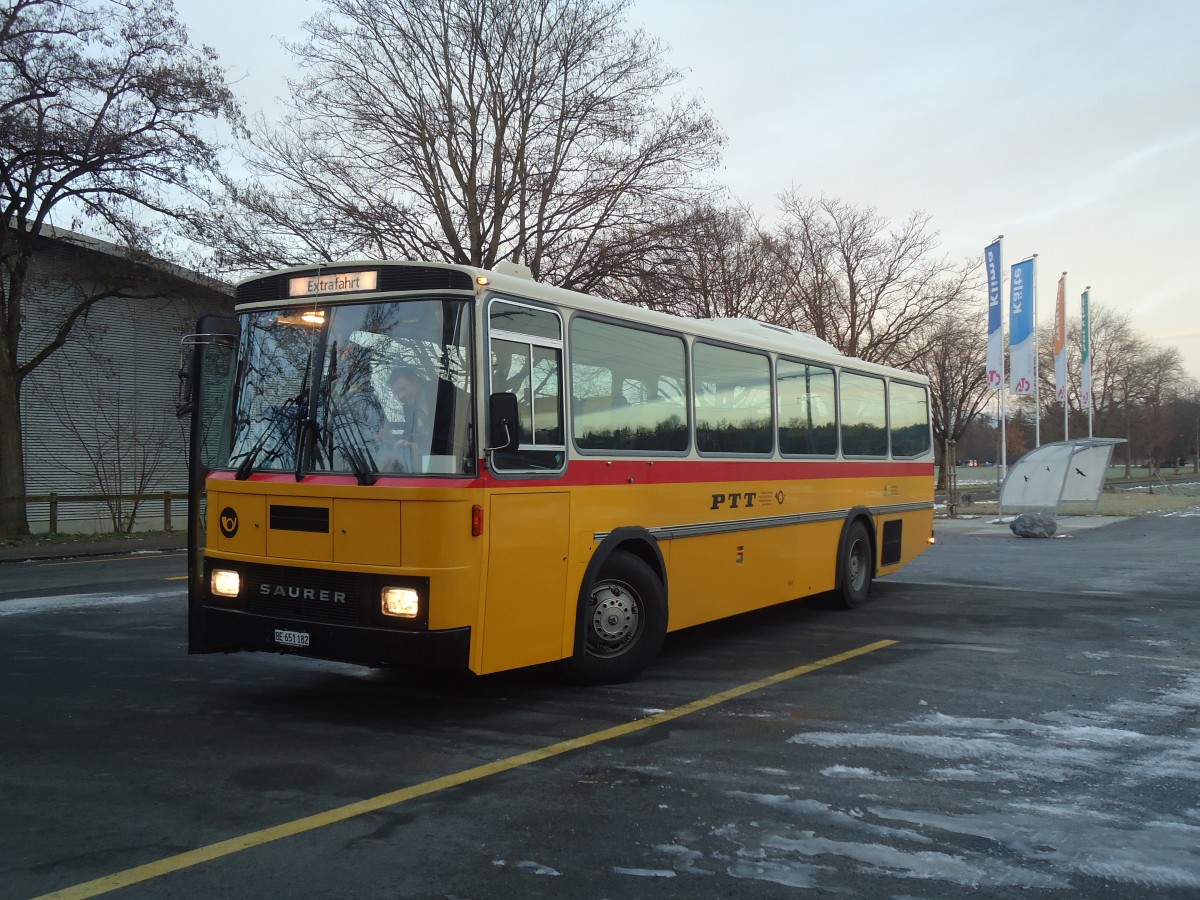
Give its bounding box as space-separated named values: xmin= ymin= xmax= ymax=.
xmin=16 ymin=227 xmax=234 ymax=533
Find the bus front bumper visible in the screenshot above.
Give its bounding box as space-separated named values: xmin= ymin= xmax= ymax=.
xmin=192 ymin=607 xmax=472 ymax=670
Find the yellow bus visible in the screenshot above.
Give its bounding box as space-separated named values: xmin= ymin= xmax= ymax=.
xmin=181 ymin=260 xmax=934 ymax=683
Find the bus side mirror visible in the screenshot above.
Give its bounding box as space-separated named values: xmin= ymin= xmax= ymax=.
xmin=486 ymin=392 xmax=520 ymax=453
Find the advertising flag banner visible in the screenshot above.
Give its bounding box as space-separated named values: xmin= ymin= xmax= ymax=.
xmin=1080 ymin=289 xmax=1092 ymax=409
xmin=984 ymin=240 xmax=1003 ymax=391
xmin=1009 ymin=259 xmax=1036 ymax=394
xmin=1053 ymin=274 xmax=1067 ymax=402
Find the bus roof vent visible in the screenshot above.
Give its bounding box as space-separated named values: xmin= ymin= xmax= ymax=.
xmin=494 ymin=261 xmax=534 ymax=280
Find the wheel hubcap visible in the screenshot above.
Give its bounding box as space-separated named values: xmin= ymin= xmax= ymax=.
xmin=848 ymin=539 xmax=866 ymax=590
xmin=587 ymin=583 xmax=640 ymax=657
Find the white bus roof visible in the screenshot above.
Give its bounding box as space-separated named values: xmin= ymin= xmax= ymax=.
xmin=235 ymin=259 xmax=924 ymax=383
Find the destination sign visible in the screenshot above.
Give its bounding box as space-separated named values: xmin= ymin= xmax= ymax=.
xmin=288 ymin=270 xmax=378 ymax=297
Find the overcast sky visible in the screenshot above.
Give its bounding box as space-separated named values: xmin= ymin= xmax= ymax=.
xmin=172 ymin=0 xmax=1200 ymax=383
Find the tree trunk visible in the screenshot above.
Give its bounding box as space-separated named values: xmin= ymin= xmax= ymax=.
xmin=0 ymin=354 xmax=30 ymax=536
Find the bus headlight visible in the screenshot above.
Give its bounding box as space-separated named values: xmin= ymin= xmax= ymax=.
xmin=211 ymin=568 xmax=241 ymax=598
xmin=381 ymin=586 xmax=420 ymax=618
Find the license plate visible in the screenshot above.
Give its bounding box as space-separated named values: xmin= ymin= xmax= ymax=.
xmin=274 ymin=629 xmax=310 ymax=648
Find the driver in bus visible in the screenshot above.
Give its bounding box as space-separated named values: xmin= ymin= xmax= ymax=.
xmin=378 ymin=365 xmax=433 ymax=472
xmin=378 ymin=364 xmax=463 ymax=472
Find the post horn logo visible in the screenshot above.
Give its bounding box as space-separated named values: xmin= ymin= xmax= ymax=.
xmin=219 ymin=507 xmax=239 ymax=538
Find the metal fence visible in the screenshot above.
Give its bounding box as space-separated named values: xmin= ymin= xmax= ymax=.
xmin=0 ymin=492 xmax=181 ymax=534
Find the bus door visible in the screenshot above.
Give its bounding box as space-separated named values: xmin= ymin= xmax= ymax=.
xmin=482 ymin=491 xmax=570 ymax=673
xmin=178 ymin=315 xmax=239 ymax=653
xmin=480 ymin=296 xmax=570 ymax=672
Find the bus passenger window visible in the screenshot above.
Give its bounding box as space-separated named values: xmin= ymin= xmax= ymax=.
xmin=778 ymin=360 xmax=837 ymax=456
xmin=693 ymin=343 xmax=772 ymax=455
xmin=889 ymin=381 xmax=931 ymax=457
xmin=569 ymin=318 xmax=687 ymax=453
xmin=840 ymin=371 xmax=887 ymax=457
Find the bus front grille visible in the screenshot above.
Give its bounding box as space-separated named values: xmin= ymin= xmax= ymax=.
xmin=241 ymin=564 xmax=363 ymax=626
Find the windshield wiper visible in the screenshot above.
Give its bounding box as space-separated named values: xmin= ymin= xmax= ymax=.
xmin=233 ymin=394 xmax=301 ymax=480
xmin=313 ymin=340 xmax=378 ymax=484
xmin=323 ymin=405 xmax=378 ymax=485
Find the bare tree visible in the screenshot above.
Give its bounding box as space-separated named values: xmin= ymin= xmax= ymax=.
xmin=42 ymin=341 xmax=181 ymax=533
xmin=1031 ymin=306 xmax=1188 ymax=472
xmin=0 ymin=0 xmax=240 ymax=536
xmin=198 ymin=0 xmax=722 ymax=290
xmin=1167 ymin=388 xmax=1200 ymax=474
xmin=1122 ymin=345 xmax=1188 ymax=478
xmin=905 ymin=311 xmax=991 ymax=490
xmin=1071 ymin=306 xmax=1154 ymax=439
xmin=609 ymin=201 xmax=781 ymax=319
xmin=768 ymin=193 xmax=976 ymax=367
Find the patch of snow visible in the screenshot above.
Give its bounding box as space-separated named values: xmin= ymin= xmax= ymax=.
xmin=629 ymin=670 xmax=1200 ymax=893
xmin=873 ymin=806 xmax=1200 ymax=888
xmin=513 ymin=860 xmax=560 ymax=876
xmin=729 ymin=792 xmax=933 ymax=845
xmin=727 ymin=858 xmax=830 ymax=888
xmin=927 ymin=766 xmax=1004 ymax=783
xmin=819 ymin=765 xmax=889 ymax=780
xmin=762 ymin=832 xmax=1068 ymax=889
xmin=0 ymin=589 xmax=179 ymax=616
xmin=787 ymin=730 xmax=1109 ymax=782
xmin=612 ymin=867 xmax=675 ymax=878
xmin=654 ymin=842 xmax=714 ymax=875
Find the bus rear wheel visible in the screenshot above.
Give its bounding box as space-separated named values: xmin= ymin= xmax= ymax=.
xmin=561 ymin=550 xmax=667 ymax=685
xmin=837 ymin=520 xmax=873 ymax=609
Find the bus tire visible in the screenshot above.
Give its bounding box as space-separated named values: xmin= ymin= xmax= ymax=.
xmin=561 ymin=550 xmax=667 ymax=685
xmin=837 ymin=519 xmax=873 ymax=609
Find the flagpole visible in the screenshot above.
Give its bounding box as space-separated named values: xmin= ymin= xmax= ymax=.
xmin=1083 ymin=286 xmax=1094 ymax=438
xmin=1061 ymin=272 xmax=1068 ymax=442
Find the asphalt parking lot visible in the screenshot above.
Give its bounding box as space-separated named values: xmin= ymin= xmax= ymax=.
xmin=2 ymin=510 xmax=1199 ymax=899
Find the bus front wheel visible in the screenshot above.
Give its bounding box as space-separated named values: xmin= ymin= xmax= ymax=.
xmin=561 ymin=551 xmax=667 ymax=685
xmin=837 ymin=520 xmax=873 ymax=609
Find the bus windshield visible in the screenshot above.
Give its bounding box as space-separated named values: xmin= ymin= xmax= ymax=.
xmin=227 ymin=298 xmax=474 ymax=478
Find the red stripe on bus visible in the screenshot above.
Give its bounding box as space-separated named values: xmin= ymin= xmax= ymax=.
xmin=210 ymin=459 xmax=933 ymax=490
xmin=476 ymin=458 xmax=933 ymax=488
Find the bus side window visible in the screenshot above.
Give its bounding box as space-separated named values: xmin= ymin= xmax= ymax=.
xmin=778 ymin=359 xmax=837 ymax=457
xmin=840 ymin=371 xmax=888 ymax=457
xmin=569 ymin=317 xmax=688 ymax=453
xmin=488 ymin=298 xmax=566 ymax=473
xmin=889 ymin=381 xmax=931 ymax=457
xmin=693 ymin=342 xmax=772 ymax=455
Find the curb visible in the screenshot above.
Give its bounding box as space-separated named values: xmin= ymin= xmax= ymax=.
xmin=0 ymin=538 xmax=187 ymax=565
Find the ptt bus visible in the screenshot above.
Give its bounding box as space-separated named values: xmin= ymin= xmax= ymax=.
xmin=180 ymin=260 xmax=934 ymax=683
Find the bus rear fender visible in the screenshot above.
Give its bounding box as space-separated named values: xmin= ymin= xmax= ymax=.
xmin=835 ymin=507 xmax=877 ymax=588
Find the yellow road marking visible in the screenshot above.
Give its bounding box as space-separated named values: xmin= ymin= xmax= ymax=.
xmin=36 ymin=639 xmax=897 ymax=899
xmin=165 ymin=575 xmax=188 ymax=581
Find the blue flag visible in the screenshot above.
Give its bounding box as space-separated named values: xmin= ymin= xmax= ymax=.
xmin=984 ymin=240 xmax=1003 ymax=390
xmin=1009 ymin=258 xmax=1036 ymax=395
